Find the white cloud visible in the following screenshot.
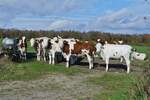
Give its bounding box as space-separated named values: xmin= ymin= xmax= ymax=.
xmin=48 ymin=20 xmax=72 ymax=30
xmin=48 ymin=19 xmax=86 ymax=31
xmin=85 ymin=3 xmax=150 ymax=34
xmin=0 ymin=0 xmax=150 ymax=34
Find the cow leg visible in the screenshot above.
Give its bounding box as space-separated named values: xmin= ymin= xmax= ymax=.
xmin=37 ymin=54 xmax=40 ymax=61
xmin=86 ymin=54 xmax=93 ymax=69
xmin=19 ymin=48 xmax=22 ymax=59
xmin=48 ymin=53 xmax=52 ymax=64
xmin=52 ymin=51 xmax=55 ymax=65
xmin=66 ymin=54 xmax=71 ymax=68
xmin=105 ymin=58 xmax=109 ymax=72
xmin=20 ymin=49 xmax=23 ymax=60
xmin=23 ymin=52 xmax=27 ymax=60
xmin=22 ymin=48 xmax=27 ymax=60
xmin=25 ymin=52 xmax=27 ymax=60
xmin=43 ymin=49 xmax=46 ymax=62
xmin=120 ymin=57 xmax=123 ymax=63
xmin=124 ymin=56 xmax=130 ymax=74
xmin=19 ymin=53 xmax=22 ymax=60
xmin=37 ymin=50 xmax=41 ymax=61
xmin=131 ymin=54 xmax=134 ymax=61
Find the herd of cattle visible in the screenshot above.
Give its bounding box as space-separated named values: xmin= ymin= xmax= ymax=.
xmin=1 ymin=36 xmax=147 ymax=73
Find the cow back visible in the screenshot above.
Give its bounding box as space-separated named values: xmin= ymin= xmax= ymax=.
xmin=81 ymin=42 xmax=96 ymax=55
xmin=71 ymin=41 xmax=82 ymax=54
xmin=63 ymin=41 xmax=70 ymax=54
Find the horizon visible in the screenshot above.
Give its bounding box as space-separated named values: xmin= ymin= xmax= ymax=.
xmin=0 ymin=0 xmax=150 ymax=34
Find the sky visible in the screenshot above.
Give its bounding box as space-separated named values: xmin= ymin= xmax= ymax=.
xmin=0 ymin=0 xmax=150 ymax=34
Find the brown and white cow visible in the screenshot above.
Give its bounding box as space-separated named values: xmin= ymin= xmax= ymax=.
xmin=48 ymin=36 xmax=75 ymax=65
xmin=18 ymin=36 xmax=27 ymax=60
xmin=62 ymin=40 xmax=96 ymax=69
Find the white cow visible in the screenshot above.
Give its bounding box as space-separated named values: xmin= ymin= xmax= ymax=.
xmin=96 ymin=42 xmax=133 ymax=73
xmin=30 ymin=37 xmax=49 ymax=61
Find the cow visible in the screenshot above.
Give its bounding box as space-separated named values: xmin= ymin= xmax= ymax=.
xmin=30 ymin=37 xmax=49 ymax=61
xmin=48 ymin=36 xmax=76 ymax=65
xmin=48 ymin=37 xmax=63 ymax=64
xmin=62 ymin=40 xmax=96 ymax=69
xmin=96 ymin=39 xmax=133 ymax=73
xmin=96 ymin=39 xmax=124 ymax=62
xmin=18 ymin=36 xmax=27 ymax=60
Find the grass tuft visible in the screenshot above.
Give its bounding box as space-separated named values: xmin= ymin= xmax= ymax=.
xmin=0 ymin=60 xmax=88 ymax=81
xmin=85 ymin=73 xmax=141 ymax=100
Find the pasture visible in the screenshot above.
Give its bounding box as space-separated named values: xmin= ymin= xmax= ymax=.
xmin=0 ymin=39 xmax=149 ymax=100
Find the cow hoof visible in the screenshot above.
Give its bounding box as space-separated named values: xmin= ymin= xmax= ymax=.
xmin=66 ymin=66 xmax=69 ymax=68
xmin=37 ymin=59 xmax=40 ymax=61
xmin=89 ymin=67 xmax=93 ymax=70
xmin=49 ymin=62 xmax=52 ymax=64
xmin=127 ymin=71 xmax=130 ymax=74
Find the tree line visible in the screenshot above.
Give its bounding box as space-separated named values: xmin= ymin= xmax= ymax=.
xmin=0 ymin=28 xmax=150 ymax=46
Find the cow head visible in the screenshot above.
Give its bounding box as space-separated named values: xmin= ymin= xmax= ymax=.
xmin=47 ymin=39 xmax=52 ymax=49
xmin=132 ymin=52 xmax=147 ymax=60
xmin=30 ymin=38 xmax=40 ymax=52
xmin=51 ymin=37 xmax=64 ymax=52
xmin=18 ymin=36 xmax=27 ymax=49
xmin=95 ymin=39 xmax=103 ymax=53
xmin=22 ymin=36 xmax=26 ymax=43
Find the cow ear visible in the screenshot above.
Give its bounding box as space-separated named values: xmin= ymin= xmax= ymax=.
xmin=40 ymin=39 xmax=43 ymax=43
xmin=97 ymin=39 xmax=101 ymax=42
xmin=132 ymin=48 xmax=136 ymax=52
xmin=63 ymin=40 xmax=68 ymax=44
xmin=35 ymin=39 xmax=39 ymax=43
xmin=55 ymin=40 xmax=59 ymax=43
xmin=57 ymin=35 xmax=62 ymax=39
xmin=137 ymin=53 xmax=140 ymax=56
xmin=48 ymin=39 xmax=51 ymax=42
xmin=100 ymin=40 xmax=105 ymax=45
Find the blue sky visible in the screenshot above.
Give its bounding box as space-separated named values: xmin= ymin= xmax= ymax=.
xmin=0 ymin=0 xmax=150 ymax=34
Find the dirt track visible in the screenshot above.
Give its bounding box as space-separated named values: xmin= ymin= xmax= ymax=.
xmin=0 ymin=58 xmax=144 ymax=100
xmin=0 ymin=73 xmax=103 ymax=100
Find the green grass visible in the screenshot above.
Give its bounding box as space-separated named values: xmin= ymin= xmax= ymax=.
xmin=0 ymin=38 xmax=88 ymax=81
xmin=0 ymin=38 xmax=2 ymax=47
xmin=85 ymin=73 xmax=145 ymax=100
xmin=0 ymin=59 xmax=88 ymax=81
xmin=27 ymin=41 xmax=34 ymax=52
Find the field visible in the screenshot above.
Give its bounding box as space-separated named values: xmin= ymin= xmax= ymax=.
xmin=0 ymin=40 xmax=150 ymax=100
